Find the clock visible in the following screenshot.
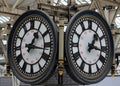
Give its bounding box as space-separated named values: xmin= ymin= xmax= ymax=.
xmin=65 ymin=10 xmax=114 ymax=84
xmin=8 ymin=10 xmax=58 ymax=84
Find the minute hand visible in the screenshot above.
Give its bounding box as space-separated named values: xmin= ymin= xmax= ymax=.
xmin=26 ymin=44 xmax=48 ymax=50
xmin=88 ymin=44 xmax=106 ymax=53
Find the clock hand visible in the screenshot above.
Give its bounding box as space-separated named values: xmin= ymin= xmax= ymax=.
xmin=91 ymin=34 xmax=98 ymax=45
xmin=34 ymin=32 xmax=39 ymax=39
xmin=88 ymin=43 xmax=105 ymax=53
xmin=88 ymin=34 xmax=98 ymax=52
xmin=26 ymin=44 xmax=48 ymax=52
xmin=27 ymin=32 xmax=39 ymax=52
xmin=88 ymin=43 xmax=93 ymax=52
xmin=31 ymin=32 xmax=39 ymax=45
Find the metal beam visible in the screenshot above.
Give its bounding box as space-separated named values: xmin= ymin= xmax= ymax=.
xmin=104 ymin=0 xmax=120 ymax=6
xmin=95 ymin=0 xmax=106 ymax=19
xmin=110 ymin=6 xmax=120 ymax=24
xmin=12 ymin=0 xmax=21 ymax=9
xmin=16 ymin=0 xmax=26 ymax=8
xmin=0 ymin=40 xmax=7 ymax=64
xmin=104 ymin=10 xmax=110 ymax=24
xmin=89 ymin=0 xmax=95 ymax=10
xmin=0 ymin=6 xmax=25 ymax=16
xmin=2 ymin=0 xmax=9 ymax=8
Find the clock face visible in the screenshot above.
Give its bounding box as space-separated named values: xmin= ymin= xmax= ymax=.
xmin=65 ymin=10 xmax=114 ymax=84
xmin=8 ymin=10 xmax=57 ymax=84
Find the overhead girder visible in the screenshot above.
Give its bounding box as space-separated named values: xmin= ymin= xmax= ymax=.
xmin=0 ymin=6 xmax=25 ymax=16
xmin=12 ymin=0 xmax=21 ymax=9
xmin=0 ymin=0 xmax=119 ymax=23
xmin=2 ymin=0 xmax=9 ymax=8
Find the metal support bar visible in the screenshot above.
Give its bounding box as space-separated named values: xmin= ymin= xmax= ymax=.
xmin=114 ymin=34 xmax=120 ymax=52
xmin=0 ymin=40 xmax=7 ymax=63
xmin=111 ymin=30 xmax=120 ymax=77
xmin=2 ymin=0 xmax=9 ymax=8
xmin=89 ymin=0 xmax=95 ymax=10
xmin=0 ymin=6 xmax=24 ymax=16
xmin=94 ymin=0 xmax=106 ymax=19
xmin=12 ymin=0 xmax=21 ymax=9
xmin=104 ymin=0 xmax=120 ymax=5
xmin=0 ymin=40 xmax=11 ymax=77
xmin=104 ymin=10 xmax=110 ymax=24
xmin=58 ymin=17 xmax=64 ymax=85
xmin=111 ymin=6 xmax=120 ymax=24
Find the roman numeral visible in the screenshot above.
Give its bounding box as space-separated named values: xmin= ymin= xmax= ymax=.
xmin=80 ymin=22 xmax=85 ymax=31
xmin=16 ymin=54 xmax=22 ymax=63
xmin=30 ymin=65 xmax=33 ymax=74
xmin=23 ymin=25 xmax=27 ymax=33
xmin=38 ymin=22 xmax=42 ymax=30
xmin=100 ymin=35 xmax=105 ymax=40
xmin=88 ymin=20 xmax=92 ymax=29
xmin=44 ymin=42 xmax=51 ymax=47
xmin=38 ymin=63 xmax=42 ymax=69
xmin=74 ymin=31 xmax=80 ymax=37
xmin=18 ymin=36 xmax=22 ymax=40
xmin=30 ymin=20 xmax=34 ymax=29
xmin=101 ymin=46 xmax=107 ymax=53
xmin=22 ymin=62 xmax=27 ymax=72
xmin=89 ymin=65 xmax=92 ymax=74
xmin=96 ymin=64 xmax=99 ymax=71
xmin=15 ymin=46 xmax=21 ymax=50
xmin=96 ymin=26 xmax=99 ymax=32
xmin=41 ymin=52 xmax=49 ymax=61
xmin=73 ymin=52 xmax=80 ymax=61
xmin=80 ymin=61 xmax=85 ymax=71
xmin=72 ymin=43 xmax=78 ymax=47
xmin=42 ymin=30 xmax=48 ymax=37
xmin=99 ymin=55 xmax=105 ymax=64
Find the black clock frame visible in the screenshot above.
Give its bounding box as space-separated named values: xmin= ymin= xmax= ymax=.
xmin=7 ymin=10 xmax=58 ymax=84
xmin=65 ymin=10 xmax=114 ymax=84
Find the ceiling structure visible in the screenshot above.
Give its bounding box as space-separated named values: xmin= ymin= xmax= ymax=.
xmin=0 ymin=0 xmax=120 ymax=28
xmin=0 ymin=0 xmax=120 ymax=76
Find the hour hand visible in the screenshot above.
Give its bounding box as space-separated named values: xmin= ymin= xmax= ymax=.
xmin=88 ymin=43 xmax=100 ymax=51
xmin=31 ymin=32 xmax=39 ymax=45
xmin=34 ymin=32 xmax=39 ymax=39
xmin=91 ymin=34 xmax=98 ymax=45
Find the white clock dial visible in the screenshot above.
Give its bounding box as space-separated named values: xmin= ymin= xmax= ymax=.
xmin=21 ymin=30 xmax=44 ymax=64
xmin=78 ymin=30 xmax=101 ymax=65
xmin=71 ymin=19 xmax=108 ymax=75
xmin=14 ymin=19 xmax=52 ymax=74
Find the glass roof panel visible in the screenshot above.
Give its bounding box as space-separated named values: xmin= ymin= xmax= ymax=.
xmin=115 ymin=16 xmax=120 ymax=28
xmin=76 ymin=0 xmax=91 ymax=4
xmin=0 ymin=16 xmax=10 ymax=24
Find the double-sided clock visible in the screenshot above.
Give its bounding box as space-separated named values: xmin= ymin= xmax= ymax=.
xmin=8 ymin=10 xmax=58 ymax=84
xmin=65 ymin=10 xmax=114 ymax=84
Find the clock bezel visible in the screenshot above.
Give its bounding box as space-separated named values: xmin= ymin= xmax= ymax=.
xmin=65 ymin=10 xmax=114 ymax=84
xmin=8 ymin=10 xmax=58 ymax=84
